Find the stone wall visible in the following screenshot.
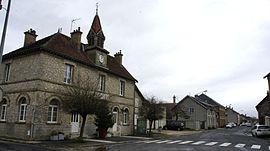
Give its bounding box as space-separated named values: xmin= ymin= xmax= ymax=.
xmin=0 ymin=51 xmax=135 ymax=140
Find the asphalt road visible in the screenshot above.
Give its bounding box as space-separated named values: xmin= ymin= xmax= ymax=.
xmin=107 ymin=127 xmax=270 ymax=151
xmin=0 ymin=140 xmax=54 ymax=151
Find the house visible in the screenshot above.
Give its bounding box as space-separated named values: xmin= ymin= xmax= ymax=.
xmin=172 ymin=95 xmax=217 ymax=130
xmin=225 ymin=106 xmax=240 ymax=125
xmin=197 ymin=94 xmax=226 ymax=127
xmin=256 ymin=73 xmax=270 ymax=126
xmin=0 ymin=11 xmax=138 ymax=140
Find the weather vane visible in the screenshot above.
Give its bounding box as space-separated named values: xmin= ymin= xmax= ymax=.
xmin=96 ymin=2 xmax=99 ymax=15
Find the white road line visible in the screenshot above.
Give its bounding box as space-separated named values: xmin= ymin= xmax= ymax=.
xmin=166 ymin=140 xmax=182 ymax=144
xmin=179 ymin=141 xmax=194 ymax=144
xmin=156 ymin=140 xmax=170 ymax=144
xmin=192 ymin=141 xmax=206 ymax=145
xmin=219 ymin=143 xmax=232 ymax=147
xmin=268 ymin=146 xmax=270 ymax=150
xmin=235 ymin=144 xmax=245 ymax=148
xmin=251 ymin=145 xmax=261 ymax=149
xmin=144 ymin=140 xmax=160 ymax=144
xmin=205 ymin=142 xmax=218 ymax=146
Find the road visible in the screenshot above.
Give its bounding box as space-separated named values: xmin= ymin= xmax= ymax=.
xmin=0 ymin=140 xmax=54 ymax=151
xmin=107 ymin=127 xmax=270 ymax=151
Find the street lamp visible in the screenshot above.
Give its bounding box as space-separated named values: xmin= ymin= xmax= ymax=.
xmin=0 ymin=0 xmax=12 ymax=63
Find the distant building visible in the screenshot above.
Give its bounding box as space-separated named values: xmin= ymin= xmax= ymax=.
xmin=172 ymin=95 xmax=217 ymax=130
xmin=197 ymin=94 xmax=226 ymax=128
xmin=256 ymin=73 xmax=270 ymax=126
xmin=225 ymin=106 xmax=240 ymax=125
xmin=0 ymin=11 xmax=138 ymax=140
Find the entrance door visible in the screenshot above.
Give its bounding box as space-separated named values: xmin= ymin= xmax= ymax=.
xmin=112 ymin=108 xmax=119 ymax=132
xmin=71 ymin=113 xmax=80 ymax=133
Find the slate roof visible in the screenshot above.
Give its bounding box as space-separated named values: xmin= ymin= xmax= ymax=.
xmin=197 ymin=94 xmax=225 ymax=108
xmin=91 ymin=14 xmax=102 ymax=34
xmin=173 ymin=95 xmax=215 ymax=110
xmin=3 ymin=32 xmax=137 ymax=82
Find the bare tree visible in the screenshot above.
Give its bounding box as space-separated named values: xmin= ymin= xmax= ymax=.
xmin=140 ymin=96 xmax=164 ymax=136
xmin=172 ymin=105 xmax=190 ymax=121
xmin=62 ymin=79 xmax=103 ymax=138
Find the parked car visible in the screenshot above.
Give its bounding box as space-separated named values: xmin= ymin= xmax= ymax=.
xmin=226 ymin=123 xmax=233 ymax=128
xmin=251 ymin=125 xmax=270 ymax=137
xmin=163 ymin=120 xmax=184 ymax=131
xmin=245 ymin=122 xmax=251 ymax=127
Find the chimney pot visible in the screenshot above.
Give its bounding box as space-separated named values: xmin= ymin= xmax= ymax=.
xmin=114 ymin=50 xmax=123 ymax=64
xmin=173 ymin=95 xmax=176 ymax=104
xmin=24 ymin=28 xmax=37 ymax=46
xmin=71 ymin=27 xmax=82 ymax=50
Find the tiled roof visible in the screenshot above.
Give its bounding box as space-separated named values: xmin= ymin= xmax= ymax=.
xmin=3 ymin=32 xmax=137 ymax=82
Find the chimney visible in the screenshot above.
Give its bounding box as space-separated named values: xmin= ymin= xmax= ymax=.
xmin=114 ymin=50 xmax=123 ymax=64
xmin=173 ymin=95 xmax=176 ymax=104
xmin=24 ymin=28 xmax=37 ymax=46
xmin=71 ymin=27 xmax=82 ymax=50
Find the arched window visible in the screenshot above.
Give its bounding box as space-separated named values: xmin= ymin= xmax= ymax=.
xmin=19 ymin=97 xmax=27 ymax=122
xmin=123 ymin=108 xmax=129 ymax=125
xmin=47 ymin=99 xmax=59 ymax=123
xmin=0 ymin=98 xmax=7 ymax=121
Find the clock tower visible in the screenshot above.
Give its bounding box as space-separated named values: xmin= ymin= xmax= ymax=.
xmin=85 ymin=7 xmax=109 ymax=67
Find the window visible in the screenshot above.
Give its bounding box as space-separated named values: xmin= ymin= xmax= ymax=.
xmin=19 ymin=97 xmax=27 ymax=122
xmin=189 ymin=107 xmax=194 ymax=113
xmin=4 ymin=63 xmax=10 ymax=82
xmin=123 ymin=108 xmax=129 ymax=125
xmin=99 ymin=75 xmax=105 ymax=92
xmin=119 ymin=80 xmax=125 ymax=96
xmin=0 ymin=99 xmax=7 ymax=121
xmin=47 ymin=100 xmax=58 ymax=123
xmin=64 ymin=64 xmax=73 ymax=84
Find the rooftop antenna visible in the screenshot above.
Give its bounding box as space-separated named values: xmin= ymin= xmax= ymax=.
xmin=96 ymin=2 xmax=98 ymax=15
xmin=70 ymin=18 xmax=81 ymax=33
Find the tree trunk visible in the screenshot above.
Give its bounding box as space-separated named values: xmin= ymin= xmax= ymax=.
xmin=79 ymin=114 xmax=87 ymax=138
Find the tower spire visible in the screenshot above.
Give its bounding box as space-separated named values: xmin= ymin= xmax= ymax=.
xmin=96 ymin=3 xmax=98 ymax=15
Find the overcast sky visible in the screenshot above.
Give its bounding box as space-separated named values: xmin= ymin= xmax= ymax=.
xmin=1 ymin=0 xmax=270 ymax=117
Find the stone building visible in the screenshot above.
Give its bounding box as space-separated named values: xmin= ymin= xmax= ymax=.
xmin=225 ymin=106 xmax=240 ymax=125
xmin=256 ymin=73 xmax=270 ymax=126
xmin=0 ymin=12 xmax=138 ymax=140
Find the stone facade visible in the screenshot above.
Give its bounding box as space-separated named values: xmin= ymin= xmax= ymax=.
xmin=225 ymin=107 xmax=239 ymax=125
xmin=0 ymin=13 xmax=137 ymax=140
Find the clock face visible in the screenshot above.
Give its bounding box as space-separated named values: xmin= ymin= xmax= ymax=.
xmin=99 ymin=54 xmax=104 ymax=63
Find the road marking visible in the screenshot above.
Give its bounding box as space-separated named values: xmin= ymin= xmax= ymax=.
xmin=269 ymin=146 xmax=270 ymax=150
xmin=144 ymin=140 xmax=160 ymax=144
xmin=205 ymin=142 xmax=218 ymax=146
xmin=192 ymin=141 xmax=206 ymax=145
xmin=166 ymin=140 xmax=182 ymax=144
xmin=251 ymin=145 xmax=261 ymax=149
xmin=156 ymin=140 xmax=170 ymax=144
xmin=179 ymin=141 xmax=193 ymax=144
xmin=219 ymin=143 xmax=231 ymax=147
xmin=235 ymin=144 xmax=245 ymax=148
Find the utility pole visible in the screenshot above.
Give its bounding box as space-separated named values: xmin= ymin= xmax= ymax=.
xmin=0 ymin=0 xmax=12 ymax=63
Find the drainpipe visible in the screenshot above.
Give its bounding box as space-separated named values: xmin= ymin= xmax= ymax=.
xmin=30 ymin=106 xmax=36 ymax=139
